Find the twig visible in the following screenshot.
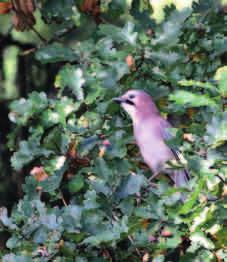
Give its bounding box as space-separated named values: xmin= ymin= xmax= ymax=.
xmin=30 ymin=26 xmax=47 ymax=43
xmin=60 ymin=191 xmax=68 ymax=206
xmin=112 ymin=215 xmax=142 ymax=257
xmin=128 ymin=235 xmax=142 ymax=257
xmin=20 ymin=47 xmax=36 ymax=56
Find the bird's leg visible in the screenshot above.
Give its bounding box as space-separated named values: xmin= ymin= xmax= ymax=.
xmin=148 ymin=172 xmax=160 ymax=183
xmin=136 ymin=192 xmax=141 ymax=204
xmin=147 ymin=172 xmax=160 ymax=188
xmin=149 ymin=182 xmax=158 ymax=188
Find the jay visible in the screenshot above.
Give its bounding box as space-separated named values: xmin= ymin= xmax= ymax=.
xmin=114 ymin=89 xmax=190 ymax=187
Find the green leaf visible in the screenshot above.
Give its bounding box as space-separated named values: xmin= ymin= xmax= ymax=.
xmin=169 ymin=90 xmax=217 ymax=108
xmin=179 ymin=178 xmax=205 ymax=215
xmin=82 ymin=216 xmax=128 ymax=245
xmin=68 ymin=175 xmax=85 ymax=193
xmin=42 ymin=0 xmax=76 ymax=20
xmin=215 ymin=66 xmax=227 ymax=97
xmin=6 ymin=235 xmax=20 ymax=249
xmin=2 ymin=254 xmax=32 ymax=262
xmin=197 ymin=250 xmax=215 ymax=262
xmin=120 ymin=22 xmax=138 ymax=45
xmin=33 ymin=227 xmax=48 ymax=244
xmin=0 ymin=207 xmax=17 ymax=230
xmin=190 ymin=232 xmax=215 ymax=250
xmin=9 ymin=92 xmax=48 ymax=125
xmin=42 ymin=127 xmax=70 ymax=153
xmin=154 ymin=8 xmax=192 ymax=46
xmin=11 ymin=137 xmax=53 ymax=171
xmin=190 ymin=205 xmax=216 ymax=232
xmin=94 ymin=158 xmax=113 ymax=181
xmin=159 ymin=234 xmax=182 ymax=249
xmin=83 ymin=190 xmax=100 ymax=210
xmin=35 ymin=44 xmax=78 ymax=64
xmin=204 ymin=112 xmax=227 ymax=148
xmin=55 ymin=65 xmax=85 ymax=100
xmin=116 ymin=174 xmax=145 ymax=199
xmin=99 ymin=22 xmax=137 ymax=45
xmin=78 ymin=135 xmax=99 ymax=156
xmin=90 ymin=178 xmax=111 ymax=196
xmin=40 ymin=158 xmax=68 ymax=192
xmin=153 ymin=255 xmax=165 ymax=262
xmin=40 ymin=213 xmax=59 ymax=230
xmin=178 ymin=80 xmax=216 ymax=91
xmin=147 ymin=50 xmax=181 ymax=65
xmin=62 ymin=204 xmax=82 ymax=232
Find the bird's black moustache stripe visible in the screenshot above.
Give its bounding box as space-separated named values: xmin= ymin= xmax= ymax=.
xmin=125 ymin=99 xmax=135 ymax=106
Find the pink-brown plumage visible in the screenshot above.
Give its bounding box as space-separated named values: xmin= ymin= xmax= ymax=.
xmin=114 ymin=89 xmax=190 ymax=187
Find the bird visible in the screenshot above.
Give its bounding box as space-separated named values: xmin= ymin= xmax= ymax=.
xmin=113 ymin=89 xmax=190 ymax=188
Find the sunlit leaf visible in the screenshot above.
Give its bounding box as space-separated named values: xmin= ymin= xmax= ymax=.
xmin=204 ymin=112 xmax=227 ymax=148
xmin=36 ymin=44 xmax=78 ymax=63
xmin=215 ymin=66 xmax=227 ymax=97
xmin=55 ymin=65 xmax=85 ymax=100
xmin=169 ymin=90 xmax=217 ymax=108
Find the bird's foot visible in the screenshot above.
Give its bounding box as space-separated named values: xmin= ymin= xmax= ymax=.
xmin=148 ymin=172 xmax=160 ymax=183
xmin=149 ymin=182 xmax=158 ymax=188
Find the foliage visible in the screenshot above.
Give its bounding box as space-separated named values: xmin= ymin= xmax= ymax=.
xmin=0 ymin=0 xmax=226 ymax=261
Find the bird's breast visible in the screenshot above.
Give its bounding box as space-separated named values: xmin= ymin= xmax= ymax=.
xmin=133 ymin=122 xmax=172 ymax=172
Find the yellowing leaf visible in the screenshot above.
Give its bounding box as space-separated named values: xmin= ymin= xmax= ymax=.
xmin=215 ymin=66 xmax=227 ymax=97
xmin=0 ymin=2 xmax=12 ymax=14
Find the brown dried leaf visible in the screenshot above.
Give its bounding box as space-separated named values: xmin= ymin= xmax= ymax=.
xmin=30 ymin=166 xmax=48 ymax=182
xmin=187 ymin=108 xmax=196 ymax=119
xmin=98 ymin=147 xmax=106 ymax=158
xmin=223 ymin=5 xmax=227 ymax=13
xmin=126 ymin=54 xmax=135 ymax=68
xmin=141 ymin=219 xmax=150 ymax=229
xmin=25 ymin=0 xmax=36 ymax=13
xmin=13 ymin=0 xmax=35 ymax=14
xmin=18 ymin=0 xmax=29 ymax=14
xmin=56 ymin=239 xmax=64 ymax=249
xmin=81 ymin=0 xmax=99 ymax=13
xmin=12 ymin=12 xmax=28 ymax=31
xmin=12 ymin=0 xmax=36 ymax=31
xmin=12 ymin=12 xmax=20 ymax=29
xmin=67 ymin=140 xmax=77 ymax=159
xmin=0 ymin=2 xmax=12 ymax=14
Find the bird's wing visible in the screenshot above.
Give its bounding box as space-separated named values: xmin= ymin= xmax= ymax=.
xmin=159 ymin=118 xmax=190 ymax=180
xmin=159 ymin=119 xmax=179 ymax=157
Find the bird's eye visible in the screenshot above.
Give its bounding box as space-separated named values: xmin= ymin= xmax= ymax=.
xmin=129 ymin=94 xmax=135 ymax=99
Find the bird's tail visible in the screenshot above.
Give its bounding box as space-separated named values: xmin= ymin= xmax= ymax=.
xmin=170 ymin=169 xmax=190 ymax=187
xmin=169 ymin=169 xmax=190 ymax=201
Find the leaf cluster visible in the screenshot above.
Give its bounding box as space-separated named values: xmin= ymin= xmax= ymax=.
xmin=1 ymin=1 xmax=226 ymax=261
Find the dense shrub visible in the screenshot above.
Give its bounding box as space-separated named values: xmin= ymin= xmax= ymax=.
xmin=0 ymin=0 xmax=226 ymax=261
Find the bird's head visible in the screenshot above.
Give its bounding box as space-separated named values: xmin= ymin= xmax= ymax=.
xmin=113 ymin=89 xmax=159 ymax=121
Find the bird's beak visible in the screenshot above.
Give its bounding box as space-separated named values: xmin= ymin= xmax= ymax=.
xmin=113 ymin=97 xmax=125 ymax=104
